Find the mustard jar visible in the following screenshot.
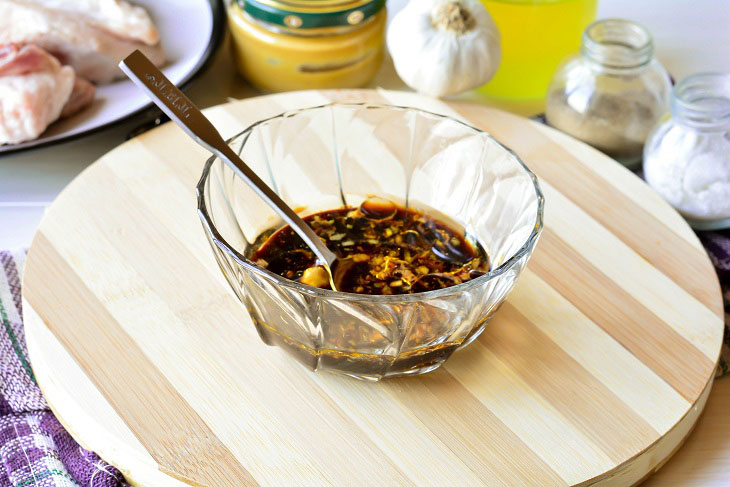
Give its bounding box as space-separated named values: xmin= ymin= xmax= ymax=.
xmin=228 ymin=0 xmax=387 ymax=92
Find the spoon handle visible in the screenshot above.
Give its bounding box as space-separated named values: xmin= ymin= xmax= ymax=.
xmin=119 ymin=50 xmax=337 ymax=268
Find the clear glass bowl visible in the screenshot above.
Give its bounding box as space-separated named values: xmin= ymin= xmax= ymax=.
xmin=197 ymin=104 xmax=544 ymax=381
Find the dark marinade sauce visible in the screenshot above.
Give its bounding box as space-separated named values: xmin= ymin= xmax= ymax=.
xmin=251 ymin=198 xmax=489 ymax=294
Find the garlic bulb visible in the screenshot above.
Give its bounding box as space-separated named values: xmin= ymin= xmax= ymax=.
xmin=387 ymin=0 xmax=501 ymax=97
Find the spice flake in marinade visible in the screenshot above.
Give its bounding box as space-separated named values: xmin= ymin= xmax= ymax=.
xmin=251 ymin=198 xmax=489 ymax=294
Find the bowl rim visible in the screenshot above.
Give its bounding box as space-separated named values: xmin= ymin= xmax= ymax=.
xmin=196 ymin=102 xmax=544 ymax=303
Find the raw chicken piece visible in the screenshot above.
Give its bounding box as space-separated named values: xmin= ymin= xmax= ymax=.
xmin=21 ymin=0 xmax=159 ymax=46
xmin=0 ymin=42 xmax=55 ymax=75
xmin=61 ymin=76 xmax=96 ymax=119
xmin=0 ymin=44 xmax=75 ymax=144
xmin=0 ymin=44 xmax=96 ymax=119
xmin=0 ymin=0 xmax=164 ymax=84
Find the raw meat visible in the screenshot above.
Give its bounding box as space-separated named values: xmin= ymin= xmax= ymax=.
xmin=61 ymin=76 xmax=96 ymax=119
xmin=0 ymin=0 xmax=164 ymax=84
xmin=21 ymin=0 xmax=159 ymax=46
xmin=0 ymin=44 xmax=85 ymax=145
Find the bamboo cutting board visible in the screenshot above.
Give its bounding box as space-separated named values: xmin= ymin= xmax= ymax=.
xmin=22 ymin=90 xmax=724 ymax=487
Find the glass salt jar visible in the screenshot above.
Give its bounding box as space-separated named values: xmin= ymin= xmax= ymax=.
xmin=643 ymin=73 xmax=730 ymax=229
xmin=545 ymin=19 xmax=672 ymax=167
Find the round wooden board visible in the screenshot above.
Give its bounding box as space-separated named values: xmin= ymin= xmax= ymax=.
xmin=23 ymin=90 xmax=724 ymax=487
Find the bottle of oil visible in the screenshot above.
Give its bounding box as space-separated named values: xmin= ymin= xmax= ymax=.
xmin=478 ymin=0 xmax=598 ymax=108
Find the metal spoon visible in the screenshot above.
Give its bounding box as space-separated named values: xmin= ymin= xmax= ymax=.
xmin=119 ymin=50 xmax=345 ymax=290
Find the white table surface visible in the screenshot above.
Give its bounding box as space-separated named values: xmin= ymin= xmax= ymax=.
xmin=2 ymin=0 xmax=729 ymax=249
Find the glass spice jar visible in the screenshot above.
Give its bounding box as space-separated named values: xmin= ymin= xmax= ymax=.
xmin=227 ymin=0 xmax=387 ymax=92
xmin=643 ymin=72 xmax=730 ymax=229
xmin=545 ymin=19 xmax=672 ymax=167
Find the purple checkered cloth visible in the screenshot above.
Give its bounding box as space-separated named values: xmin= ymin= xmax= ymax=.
xmin=0 ymin=249 xmax=127 ymax=487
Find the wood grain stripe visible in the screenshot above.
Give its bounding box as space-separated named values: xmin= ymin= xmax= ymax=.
xmin=509 ymin=271 xmax=689 ymax=433
xmin=449 ymin=103 xmax=723 ymax=318
xmin=483 ymin=303 xmax=658 ymax=461
xmin=384 ymin=371 xmax=567 ymax=486
xmin=445 ymin=341 xmax=616 ymax=483
xmin=530 ymin=228 xmax=715 ymax=401
xmin=24 ymin=234 xmax=258 ymax=487
xmin=311 ymin=375 xmax=488 ymax=485
xmin=539 ymin=181 xmax=722 ymax=360
xmin=533 ymin=124 xmax=699 ymax=252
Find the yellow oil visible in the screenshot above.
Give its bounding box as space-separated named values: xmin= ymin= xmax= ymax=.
xmin=479 ymin=0 xmax=598 ymax=103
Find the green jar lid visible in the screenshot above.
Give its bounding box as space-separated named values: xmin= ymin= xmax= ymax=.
xmin=236 ymin=0 xmax=386 ymax=30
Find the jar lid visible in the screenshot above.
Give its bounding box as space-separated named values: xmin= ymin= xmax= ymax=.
xmin=236 ymin=0 xmax=385 ymax=29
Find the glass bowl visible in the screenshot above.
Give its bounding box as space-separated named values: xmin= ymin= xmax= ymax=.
xmin=197 ymin=104 xmax=544 ymax=381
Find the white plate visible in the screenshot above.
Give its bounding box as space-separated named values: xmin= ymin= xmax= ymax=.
xmin=685 ymin=216 xmax=730 ymax=231
xmin=0 ymin=0 xmax=224 ymax=154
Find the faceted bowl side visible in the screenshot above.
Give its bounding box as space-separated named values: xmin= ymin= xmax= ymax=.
xmin=197 ymin=104 xmax=543 ymax=380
